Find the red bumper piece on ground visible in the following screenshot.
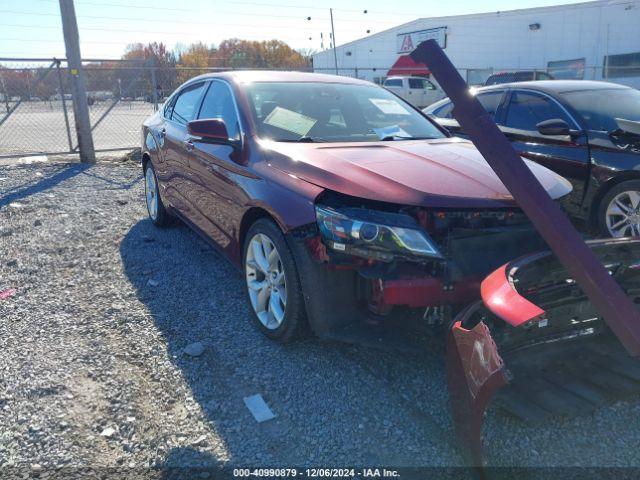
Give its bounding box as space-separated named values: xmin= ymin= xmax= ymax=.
xmin=447 ymin=307 xmax=509 ymax=466
xmin=480 ymin=264 xmax=544 ymax=327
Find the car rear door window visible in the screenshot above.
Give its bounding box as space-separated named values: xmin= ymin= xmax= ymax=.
xmin=198 ymin=81 xmax=241 ymax=140
xmin=433 ymin=101 xmax=454 ymax=118
xmin=171 ymin=82 xmax=206 ymax=125
xmin=163 ymin=94 xmax=177 ymax=119
xmin=408 ymin=78 xmax=425 ymax=89
xmin=433 ymin=92 xmax=502 ymax=120
xmin=476 ymin=91 xmax=504 ymax=119
xmin=504 ymin=91 xmax=571 ymax=131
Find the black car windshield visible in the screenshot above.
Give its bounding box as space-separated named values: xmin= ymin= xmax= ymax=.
xmin=245 ymin=82 xmax=445 ymax=142
xmin=562 ymin=88 xmax=640 ymax=132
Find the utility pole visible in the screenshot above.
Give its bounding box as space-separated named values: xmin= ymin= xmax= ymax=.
xmin=603 ymin=23 xmax=610 ymax=80
xmin=330 ymin=8 xmax=338 ymax=74
xmin=59 ymin=0 xmax=95 ymax=163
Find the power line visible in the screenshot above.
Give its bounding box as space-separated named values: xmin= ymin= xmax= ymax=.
xmin=0 ymin=7 xmax=408 ymax=26
xmin=0 ymin=33 xmax=318 ymax=45
xmin=0 ymin=21 xmax=375 ymax=36
xmin=45 ymin=0 xmax=423 ymax=18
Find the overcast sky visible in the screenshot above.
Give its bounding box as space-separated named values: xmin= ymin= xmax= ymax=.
xmin=0 ymin=0 xmax=588 ymax=59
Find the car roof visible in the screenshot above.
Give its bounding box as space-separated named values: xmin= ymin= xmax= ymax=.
xmin=479 ymin=80 xmax=632 ymax=94
xmin=489 ymin=71 xmax=538 ymax=75
xmin=186 ymin=70 xmax=373 ymax=86
xmin=386 ymin=75 xmax=426 ymax=79
xmin=423 ymin=80 xmax=633 ymax=112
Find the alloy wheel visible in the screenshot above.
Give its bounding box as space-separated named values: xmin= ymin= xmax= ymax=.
xmin=605 ymin=190 xmax=640 ymax=237
xmin=245 ymin=233 xmax=287 ymax=330
xmin=145 ymin=166 xmax=158 ymax=221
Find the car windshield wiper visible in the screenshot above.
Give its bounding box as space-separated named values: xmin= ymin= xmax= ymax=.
xmin=380 ymin=135 xmax=437 ymax=141
xmin=277 ymin=136 xmax=326 ymax=143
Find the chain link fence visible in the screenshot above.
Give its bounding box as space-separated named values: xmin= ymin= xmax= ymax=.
xmin=0 ymin=59 xmax=76 ymax=158
xmin=1 ymin=58 xmax=637 ymax=159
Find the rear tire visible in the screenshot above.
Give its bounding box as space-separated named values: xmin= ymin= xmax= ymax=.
xmin=243 ymin=218 xmax=307 ymax=342
xmin=144 ymin=162 xmax=172 ymax=227
xmin=598 ymin=180 xmax=640 ymax=238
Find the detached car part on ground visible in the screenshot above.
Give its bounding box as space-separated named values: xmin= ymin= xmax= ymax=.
xmin=449 ymin=238 xmax=640 ymax=465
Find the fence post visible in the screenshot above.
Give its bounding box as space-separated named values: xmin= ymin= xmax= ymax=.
xmin=58 ymin=0 xmax=95 ymax=163
xmin=0 ymin=73 xmax=9 ymax=113
xmin=55 ymin=58 xmax=74 ymax=152
xmin=149 ymin=58 xmax=158 ymax=111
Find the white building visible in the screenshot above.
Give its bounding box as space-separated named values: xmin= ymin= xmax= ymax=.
xmin=312 ymin=0 xmax=640 ymax=88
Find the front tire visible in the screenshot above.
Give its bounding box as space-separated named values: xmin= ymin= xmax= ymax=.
xmin=598 ymin=180 xmax=640 ymax=238
xmin=144 ymin=162 xmax=171 ymax=227
xmin=243 ymin=218 xmax=307 ymax=342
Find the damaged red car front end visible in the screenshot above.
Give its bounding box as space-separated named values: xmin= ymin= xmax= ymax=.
xmin=448 ymin=238 xmax=640 ymax=465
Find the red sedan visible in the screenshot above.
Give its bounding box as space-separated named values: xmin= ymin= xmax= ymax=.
xmin=141 ymin=71 xmax=571 ymax=342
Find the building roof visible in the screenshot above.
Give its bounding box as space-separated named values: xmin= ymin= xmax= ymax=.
xmin=387 ymin=55 xmax=430 ymax=77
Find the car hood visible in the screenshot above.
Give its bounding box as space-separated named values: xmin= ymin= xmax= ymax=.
xmin=258 ymin=137 xmax=572 ymax=208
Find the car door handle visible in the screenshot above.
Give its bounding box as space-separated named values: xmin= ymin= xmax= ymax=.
xmin=183 ymin=139 xmax=194 ymax=152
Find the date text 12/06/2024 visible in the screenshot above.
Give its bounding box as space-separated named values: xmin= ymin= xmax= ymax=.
xmin=232 ymin=468 xmax=401 ymax=478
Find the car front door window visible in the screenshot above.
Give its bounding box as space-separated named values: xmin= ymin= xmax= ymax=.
xmin=198 ymin=81 xmax=241 ymax=140
xmin=504 ymin=91 xmax=571 ymax=131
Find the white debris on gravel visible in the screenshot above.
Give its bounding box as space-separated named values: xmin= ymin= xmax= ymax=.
xmin=100 ymin=427 xmax=117 ymax=438
xmin=1 ymin=161 xmax=640 ymax=472
xmin=244 ymin=394 xmax=276 ymax=423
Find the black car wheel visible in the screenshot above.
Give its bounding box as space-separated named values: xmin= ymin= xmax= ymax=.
xmin=144 ymin=162 xmax=172 ymax=227
xmin=599 ymin=180 xmax=640 ymax=238
xmin=243 ymin=218 xmax=307 ymax=342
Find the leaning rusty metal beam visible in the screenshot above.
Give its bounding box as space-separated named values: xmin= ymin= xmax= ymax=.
xmin=411 ymin=39 xmax=640 ymax=356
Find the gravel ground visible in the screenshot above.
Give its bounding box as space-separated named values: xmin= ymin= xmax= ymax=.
xmin=2 ymin=161 xmax=640 ymax=477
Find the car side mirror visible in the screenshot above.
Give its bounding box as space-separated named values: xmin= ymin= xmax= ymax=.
xmin=536 ymin=118 xmax=571 ymax=136
xmin=187 ymin=118 xmax=238 ymax=147
xmin=436 ymin=118 xmax=462 ymax=133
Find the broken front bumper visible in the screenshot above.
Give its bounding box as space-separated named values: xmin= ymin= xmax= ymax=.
xmin=448 ymin=238 xmax=640 ymax=465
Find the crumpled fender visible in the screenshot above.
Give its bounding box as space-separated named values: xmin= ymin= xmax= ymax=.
xmin=447 ymin=302 xmax=508 ymax=466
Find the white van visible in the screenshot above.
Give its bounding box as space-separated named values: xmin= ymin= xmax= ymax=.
xmin=383 ymin=76 xmax=445 ymax=109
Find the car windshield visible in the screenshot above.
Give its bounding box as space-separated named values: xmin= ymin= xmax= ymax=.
xmin=245 ymin=81 xmax=445 ymax=142
xmin=561 ymin=88 xmax=640 ymax=132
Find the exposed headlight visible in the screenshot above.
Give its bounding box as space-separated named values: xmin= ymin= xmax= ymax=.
xmin=315 ymin=205 xmax=443 ymax=262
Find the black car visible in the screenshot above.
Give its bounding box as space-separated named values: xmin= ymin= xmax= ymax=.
xmin=484 ymin=70 xmax=554 ymax=85
xmin=424 ymin=80 xmax=640 ymax=237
